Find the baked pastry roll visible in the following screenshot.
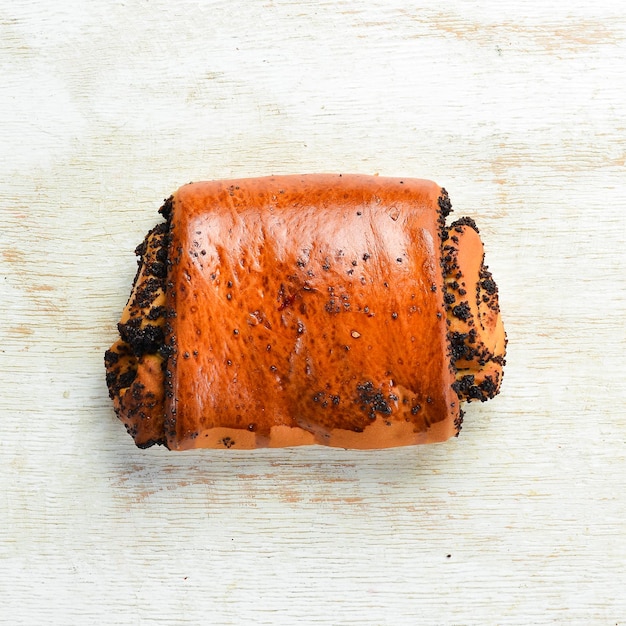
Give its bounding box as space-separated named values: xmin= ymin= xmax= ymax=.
xmin=105 ymin=174 xmax=506 ymax=449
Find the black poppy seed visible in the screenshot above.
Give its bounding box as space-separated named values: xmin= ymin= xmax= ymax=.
xmin=452 ymin=302 xmax=472 ymax=321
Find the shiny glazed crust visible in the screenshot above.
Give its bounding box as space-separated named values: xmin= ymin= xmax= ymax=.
xmin=105 ymin=174 xmax=506 ymax=449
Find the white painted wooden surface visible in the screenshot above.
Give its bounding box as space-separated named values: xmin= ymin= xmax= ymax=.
xmin=1 ymin=1 xmax=625 ymax=624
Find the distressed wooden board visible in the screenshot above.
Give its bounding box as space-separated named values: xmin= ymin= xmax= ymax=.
xmin=1 ymin=1 xmax=625 ymax=624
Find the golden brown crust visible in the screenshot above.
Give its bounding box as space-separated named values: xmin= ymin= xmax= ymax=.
xmin=105 ymin=175 xmax=506 ymax=449
xmin=164 ymin=175 xmax=457 ymax=449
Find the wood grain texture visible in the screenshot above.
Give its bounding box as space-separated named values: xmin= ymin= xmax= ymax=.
xmin=1 ymin=1 xmax=625 ymax=624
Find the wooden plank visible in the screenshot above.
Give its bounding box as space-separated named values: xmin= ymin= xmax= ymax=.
xmin=1 ymin=1 xmax=625 ymax=624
